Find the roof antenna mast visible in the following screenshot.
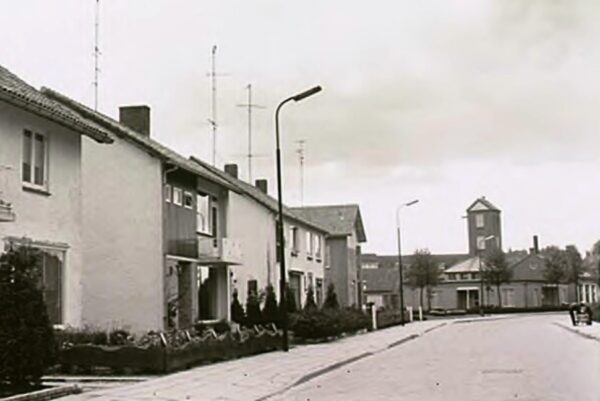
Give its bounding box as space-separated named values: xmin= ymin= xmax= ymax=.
xmin=93 ymin=0 xmax=100 ymax=111
xmin=237 ymin=84 xmax=265 ymax=182
xmin=296 ymin=139 xmax=306 ymax=206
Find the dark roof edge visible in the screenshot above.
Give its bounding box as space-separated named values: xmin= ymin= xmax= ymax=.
xmin=43 ymin=88 xmax=237 ymax=192
xmin=189 ymin=156 xmax=329 ymax=234
xmin=0 ymin=87 xmax=113 ymax=144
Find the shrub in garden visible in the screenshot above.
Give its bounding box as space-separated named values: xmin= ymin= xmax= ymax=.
xmin=262 ymin=284 xmax=279 ymax=325
xmin=323 ymin=283 xmax=339 ymax=309
xmin=230 ymin=289 xmax=245 ymax=325
xmin=0 ymin=247 xmax=56 ymax=386
xmin=290 ymin=307 xmax=369 ymax=341
xmin=303 ymin=285 xmax=317 ymax=311
xmin=245 ymin=289 xmax=262 ymax=327
xmin=284 ymin=284 xmax=298 ymax=313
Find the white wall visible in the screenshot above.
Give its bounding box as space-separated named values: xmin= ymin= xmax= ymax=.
xmin=284 ymin=220 xmax=326 ymax=308
xmin=0 ymin=102 xmax=85 ymax=326
xmin=226 ymin=191 xmax=278 ymax=305
xmin=81 ymin=134 xmax=164 ymax=332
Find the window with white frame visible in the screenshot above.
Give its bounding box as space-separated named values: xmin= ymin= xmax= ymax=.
xmin=290 ymin=226 xmax=299 ymax=254
xmin=475 ymin=213 xmax=484 ymax=228
xmin=22 ymin=129 xmax=48 ymax=189
xmin=325 ymin=244 xmax=331 ymax=269
xmin=183 ymin=191 xmax=194 ymax=209
xmin=314 ymin=234 xmax=322 ymax=259
xmin=196 ymin=193 xmax=211 ymax=235
xmin=306 ymin=231 xmax=313 ymax=257
xmin=173 ymin=187 xmax=183 ymax=206
xmin=477 ymin=235 xmax=486 ymax=250
xmin=501 ymin=288 xmax=515 ymax=307
xmin=165 ymin=184 xmax=172 ymax=203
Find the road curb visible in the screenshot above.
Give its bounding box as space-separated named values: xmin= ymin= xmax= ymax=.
xmin=256 ymin=321 xmax=448 ymax=401
xmin=1 ymin=385 xmax=80 ymax=401
xmin=552 ymin=322 xmax=600 ymax=343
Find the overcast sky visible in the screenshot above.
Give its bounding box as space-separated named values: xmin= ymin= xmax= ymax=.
xmin=2 ymin=1 xmax=599 ymax=256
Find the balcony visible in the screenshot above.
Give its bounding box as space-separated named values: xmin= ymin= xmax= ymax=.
xmin=0 ymin=200 xmax=15 ymax=222
xmin=198 ymin=237 xmax=243 ymax=265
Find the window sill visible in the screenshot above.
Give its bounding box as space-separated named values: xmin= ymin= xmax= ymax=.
xmin=23 ymin=184 xmax=51 ymax=197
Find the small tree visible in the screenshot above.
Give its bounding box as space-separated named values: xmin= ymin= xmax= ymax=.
xmin=482 ymin=249 xmax=512 ymax=307
xmin=262 ymin=284 xmax=279 ymax=324
xmin=407 ymin=249 xmax=440 ymax=311
xmin=323 ymin=283 xmax=339 ymax=310
xmin=245 ymin=287 xmax=262 ymax=326
xmin=230 ymin=289 xmax=245 ymax=325
xmin=543 ymin=246 xmax=568 ymax=305
xmin=285 ymin=284 xmax=298 ymax=313
xmin=0 ymin=246 xmax=55 ymax=386
xmin=304 ymin=285 xmax=317 ymax=311
xmin=565 ymin=245 xmax=583 ymax=301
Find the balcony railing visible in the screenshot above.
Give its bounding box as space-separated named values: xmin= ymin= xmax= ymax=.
xmin=0 ymin=200 xmax=15 ymax=222
xmin=198 ymin=237 xmax=243 ymax=265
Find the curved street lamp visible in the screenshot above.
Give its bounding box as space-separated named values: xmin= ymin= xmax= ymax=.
xmin=275 ymin=85 xmax=322 ymax=352
xmin=396 ymin=199 xmax=419 ymax=326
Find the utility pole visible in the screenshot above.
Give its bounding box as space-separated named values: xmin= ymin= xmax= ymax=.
xmin=296 ymin=140 xmax=306 ymax=206
xmin=93 ymin=0 xmax=101 ymax=110
xmin=237 ymin=84 xmax=265 ymax=182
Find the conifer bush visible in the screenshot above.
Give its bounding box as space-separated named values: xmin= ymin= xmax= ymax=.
xmin=303 ymin=285 xmax=317 ymax=311
xmin=230 ymin=290 xmax=245 ymax=325
xmin=0 ymin=246 xmax=56 ymax=386
xmin=323 ymin=283 xmax=339 ymax=309
xmin=245 ymin=288 xmax=262 ymax=327
xmin=262 ymin=284 xmax=279 ymax=325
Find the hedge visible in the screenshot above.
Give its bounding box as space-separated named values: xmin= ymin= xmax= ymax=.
xmin=55 ymin=323 xmax=281 ymax=374
xmin=290 ymin=308 xmax=369 ymax=341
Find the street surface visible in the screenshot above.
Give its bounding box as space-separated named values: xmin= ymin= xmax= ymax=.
xmin=57 ymin=314 xmax=599 ymax=401
xmin=271 ymin=314 xmax=600 ymax=401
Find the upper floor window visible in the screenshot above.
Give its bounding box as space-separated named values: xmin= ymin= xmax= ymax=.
xmin=165 ymin=185 xmax=172 ymax=203
xmin=314 ymin=235 xmax=322 ymax=259
xmin=22 ymin=129 xmax=48 ymax=189
xmin=475 ymin=213 xmax=484 ymax=228
xmin=173 ymin=187 xmax=183 ymax=206
xmin=183 ymin=191 xmax=194 ymax=209
xmin=325 ymin=244 xmax=331 ymax=269
xmin=196 ymin=193 xmax=211 ymax=235
xmin=306 ymin=231 xmax=313 ymax=258
xmin=477 ymin=235 xmax=486 ymax=250
xmin=290 ymin=226 xmax=299 ymax=254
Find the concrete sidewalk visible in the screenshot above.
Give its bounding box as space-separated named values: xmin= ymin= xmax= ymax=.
xmin=552 ymin=315 xmax=600 ymax=343
xmin=58 ymin=319 xmax=450 ymax=401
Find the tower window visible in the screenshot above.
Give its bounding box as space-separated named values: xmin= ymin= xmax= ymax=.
xmin=475 ymin=214 xmax=484 ymax=228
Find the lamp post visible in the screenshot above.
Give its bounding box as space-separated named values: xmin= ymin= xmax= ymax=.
xmin=275 ymin=85 xmax=322 ymax=352
xmin=396 ymin=199 xmax=419 ymax=326
xmin=478 ymin=234 xmax=496 ymax=316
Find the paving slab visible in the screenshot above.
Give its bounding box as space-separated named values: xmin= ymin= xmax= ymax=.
xmin=56 ymin=320 xmax=449 ymax=401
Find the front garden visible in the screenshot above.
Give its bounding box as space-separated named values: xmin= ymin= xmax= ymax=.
xmin=0 ymin=245 xmax=379 ymax=394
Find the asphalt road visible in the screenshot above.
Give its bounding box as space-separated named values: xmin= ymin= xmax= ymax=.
xmin=270 ymin=314 xmax=600 ymax=401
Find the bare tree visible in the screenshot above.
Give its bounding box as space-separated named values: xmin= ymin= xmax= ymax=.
xmin=482 ymin=249 xmax=512 ymax=307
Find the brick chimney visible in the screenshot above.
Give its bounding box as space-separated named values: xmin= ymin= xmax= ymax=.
xmin=533 ymin=235 xmax=539 ymax=254
xmin=119 ymin=105 xmax=150 ymax=136
xmin=224 ymin=164 xmax=238 ymax=179
xmin=255 ymin=179 xmax=268 ymax=194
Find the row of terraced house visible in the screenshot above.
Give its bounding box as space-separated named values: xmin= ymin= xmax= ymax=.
xmin=0 ymin=64 xmax=367 ymax=333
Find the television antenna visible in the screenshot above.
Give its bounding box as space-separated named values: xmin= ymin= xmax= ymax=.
xmin=237 ymin=84 xmax=265 ymax=182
